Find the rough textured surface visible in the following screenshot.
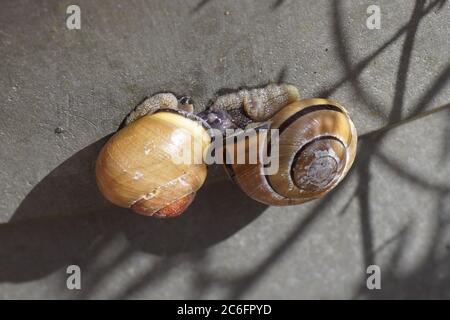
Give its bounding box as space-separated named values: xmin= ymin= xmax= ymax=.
xmin=0 ymin=0 xmax=449 ymax=299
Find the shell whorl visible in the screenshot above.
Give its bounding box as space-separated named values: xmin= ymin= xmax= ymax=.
xmin=225 ymin=98 xmax=357 ymax=206
xmin=290 ymin=137 xmax=347 ymax=197
xmin=96 ymin=110 xmax=211 ymax=217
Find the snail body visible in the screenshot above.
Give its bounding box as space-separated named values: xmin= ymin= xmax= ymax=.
xmin=96 ymin=94 xmax=210 ymax=217
xmin=202 ymin=83 xmax=300 ymax=130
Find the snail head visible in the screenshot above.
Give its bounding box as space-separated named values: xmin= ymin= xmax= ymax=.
xmin=197 ymin=110 xmax=238 ymax=133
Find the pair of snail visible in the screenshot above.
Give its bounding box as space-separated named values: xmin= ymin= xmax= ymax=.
xmin=96 ymin=84 xmax=357 ymax=218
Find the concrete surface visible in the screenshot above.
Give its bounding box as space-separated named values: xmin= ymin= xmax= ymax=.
xmin=0 ymin=0 xmax=449 ymax=299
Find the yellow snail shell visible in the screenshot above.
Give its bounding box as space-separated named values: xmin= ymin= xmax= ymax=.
xmin=96 ymin=109 xmax=210 ymax=217
xmin=223 ymin=98 xmax=357 ymax=206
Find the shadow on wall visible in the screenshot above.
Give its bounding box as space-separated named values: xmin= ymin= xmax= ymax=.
xmin=334 ymin=0 xmax=450 ymax=299
xmin=0 ymin=0 xmax=449 ymax=299
xmin=186 ymin=0 xmax=450 ymax=299
xmin=0 ymin=135 xmax=267 ymax=283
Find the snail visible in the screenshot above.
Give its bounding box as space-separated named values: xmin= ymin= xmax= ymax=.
xmin=96 ymin=93 xmax=211 ymax=218
xmin=96 ymin=83 xmax=357 ymax=217
xmin=198 ymin=85 xmax=357 ymax=206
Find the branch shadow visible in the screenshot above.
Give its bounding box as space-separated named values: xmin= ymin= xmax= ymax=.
xmin=1 ymin=0 xmax=449 ymax=299
xmin=354 ymin=191 xmax=450 ymax=299
xmin=344 ymin=0 xmax=427 ymax=271
xmin=316 ymin=0 xmax=446 ymax=119
xmin=339 ymin=0 xmax=450 ymax=299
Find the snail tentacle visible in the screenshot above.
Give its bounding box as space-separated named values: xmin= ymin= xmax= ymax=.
xmin=242 ymin=83 xmax=300 ymax=121
xmin=125 ymin=93 xmax=179 ymax=126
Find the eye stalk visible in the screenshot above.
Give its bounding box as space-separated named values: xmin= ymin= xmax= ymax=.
xmin=178 ymin=96 xmax=193 ymax=106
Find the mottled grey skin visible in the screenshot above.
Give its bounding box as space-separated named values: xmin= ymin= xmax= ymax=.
xmin=125 ymin=84 xmax=298 ymax=133
xmin=196 ymin=109 xmax=239 ymax=133
xmin=197 ymin=83 xmax=299 ymax=133
xmin=210 ymin=83 xmax=300 ymax=122
xmin=125 ymin=93 xmax=194 ymax=125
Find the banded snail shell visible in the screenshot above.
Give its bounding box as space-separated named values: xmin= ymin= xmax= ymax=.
xmin=224 ymin=98 xmax=357 ymax=205
xmin=96 ymin=110 xmax=211 ymax=217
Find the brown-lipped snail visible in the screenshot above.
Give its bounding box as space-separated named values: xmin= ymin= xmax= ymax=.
xmin=96 ymin=83 xmax=358 ymax=217
xmin=198 ymin=84 xmax=357 ymax=206
xmin=95 ymin=93 xmax=211 ymax=218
